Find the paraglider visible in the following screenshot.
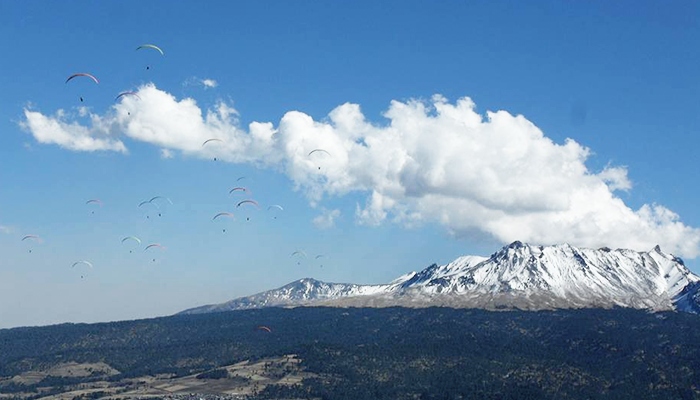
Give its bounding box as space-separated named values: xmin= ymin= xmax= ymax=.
xmin=257 ymin=326 xmax=272 ymax=333
xmin=237 ymin=200 xmax=259 ymax=221
xmin=86 ymin=199 xmax=102 ymax=214
xmin=66 ymin=73 xmax=99 ymax=103
xmin=308 ymin=149 xmax=331 ymax=170
xmin=137 ymin=44 xmax=164 ymax=70
xmin=267 ymin=204 xmax=283 ymax=219
xmin=121 ymin=236 xmax=141 ymax=253
xmin=139 ymin=199 xmax=158 ymax=218
xmin=115 ymin=91 xmax=140 ymax=101
xmin=213 ymin=212 xmax=234 ymax=233
xmin=202 ymin=138 xmax=224 ymax=161
xmin=291 ymin=250 xmax=307 ymax=265
xmin=72 ymin=260 xmax=93 ymax=279
xmin=315 ymin=254 xmax=324 ymax=260
xmin=22 ymin=235 xmax=40 ymax=253
xmin=148 ymin=196 xmax=173 ymax=217
xmin=236 ymin=176 xmax=247 ymax=182
xmin=65 ymin=73 xmax=99 ymax=84
xmin=145 ymin=243 xmax=165 ymax=262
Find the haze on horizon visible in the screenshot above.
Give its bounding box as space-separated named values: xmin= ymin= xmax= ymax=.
xmin=1 ymin=0 xmax=700 ymax=329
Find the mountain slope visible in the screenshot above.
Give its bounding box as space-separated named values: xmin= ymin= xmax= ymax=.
xmin=180 ymin=242 xmax=700 ymax=314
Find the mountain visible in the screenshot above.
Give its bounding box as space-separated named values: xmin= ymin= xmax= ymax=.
xmin=180 ymin=242 xmax=700 ymax=314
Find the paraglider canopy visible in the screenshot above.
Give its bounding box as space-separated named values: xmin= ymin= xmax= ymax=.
xmin=229 ymin=187 xmax=248 ymax=195
xmin=202 ymin=138 xmax=224 ymax=147
xmin=121 ymin=236 xmax=142 ymax=244
xmin=236 ymin=199 xmax=259 ymax=208
xmin=308 ymin=149 xmax=331 ymax=157
xmin=212 ymin=212 xmax=234 ymax=221
xmin=71 ymin=260 xmax=93 ymax=269
xmin=257 ymin=325 xmax=272 ymax=333
xmin=115 ymin=91 xmax=140 ymax=101
xmin=136 ymin=44 xmax=164 ymax=55
xmin=66 ymin=73 xmax=100 ymax=84
xmin=149 ymin=196 xmax=173 ymax=205
xmin=144 ymin=243 xmax=165 ymax=251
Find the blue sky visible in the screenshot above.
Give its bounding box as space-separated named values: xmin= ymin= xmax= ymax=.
xmin=1 ymin=1 xmax=700 ymax=328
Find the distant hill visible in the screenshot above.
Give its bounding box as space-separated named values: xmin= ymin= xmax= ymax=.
xmin=181 ymin=242 xmax=700 ymax=314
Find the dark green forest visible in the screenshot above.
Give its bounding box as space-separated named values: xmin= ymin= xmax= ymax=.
xmin=2 ymin=307 xmax=700 ymax=399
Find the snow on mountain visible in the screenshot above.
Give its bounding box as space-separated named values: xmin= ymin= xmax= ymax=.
xmin=180 ymin=278 xmax=392 ymax=314
xmin=180 ymin=242 xmax=700 ymax=314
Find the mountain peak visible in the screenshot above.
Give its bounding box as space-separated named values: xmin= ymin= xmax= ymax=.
xmin=180 ymin=242 xmax=700 ymax=315
xmin=508 ymin=240 xmax=525 ymax=249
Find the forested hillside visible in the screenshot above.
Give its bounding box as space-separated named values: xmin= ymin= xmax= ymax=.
xmin=2 ymin=307 xmax=700 ymax=399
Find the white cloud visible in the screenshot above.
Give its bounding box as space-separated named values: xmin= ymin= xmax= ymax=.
xmin=21 ymin=108 xmax=127 ymax=153
xmin=313 ymin=209 xmax=341 ymax=229
xmin=183 ymin=77 xmax=219 ymax=89
xmin=597 ymin=165 xmax=632 ymax=191
xmin=201 ymin=79 xmax=218 ymax=89
xmin=0 ymin=225 xmax=14 ymax=234
xmin=160 ymin=148 xmax=174 ymax=159
xmin=20 ymin=84 xmax=700 ymax=258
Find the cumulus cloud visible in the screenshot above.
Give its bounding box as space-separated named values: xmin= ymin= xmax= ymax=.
xmin=20 ymin=108 xmax=127 ymax=153
xmin=20 ymin=84 xmax=700 ymax=258
xmin=313 ymin=209 xmax=341 ymax=229
xmin=201 ymin=79 xmax=218 ymax=89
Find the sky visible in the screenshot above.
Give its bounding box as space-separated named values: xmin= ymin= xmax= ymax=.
xmin=2 ymin=1 xmax=700 ymax=329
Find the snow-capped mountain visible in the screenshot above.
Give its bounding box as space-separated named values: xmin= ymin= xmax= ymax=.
xmin=180 ymin=242 xmax=700 ymax=314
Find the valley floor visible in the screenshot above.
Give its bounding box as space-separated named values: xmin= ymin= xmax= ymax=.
xmin=1 ymin=356 xmax=314 ymax=400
